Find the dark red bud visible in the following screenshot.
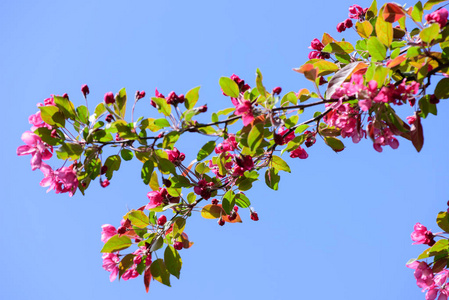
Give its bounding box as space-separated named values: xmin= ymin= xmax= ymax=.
xmin=250 ymin=212 xmax=259 ymax=221
xmin=51 ymin=129 xmax=58 ymax=138
xmin=272 ymin=87 xmax=282 ymax=95
xmin=218 ymin=218 xmax=225 ymax=226
xmin=101 ymin=165 xmax=108 ymax=175
xmin=163 ymin=178 xmax=172 ymax=188
xmin=62 ymin=93 xmax=69 ymax=99
xmin=173 ymin=241 xmax=183 ymax=250
xmin=104 ymin=92 xmax=115 ymax=104
xmin=430 ymin=94 xmax=440 ymax=104
xmin=105 ymin=114 xmax=114 ymax=123
xmin=117 ymin=226 xmax=127 ymax=234
xmin=81 ymin=84 xmax=90 ymax=98
xmin=157 ymin=215 xmax=167 ymax=226
xmin=211 ymin=199 xmax=219 ymax=205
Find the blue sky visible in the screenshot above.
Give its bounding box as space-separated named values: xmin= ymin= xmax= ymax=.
xmin=2 ymin=0 xmax=448 ymax=299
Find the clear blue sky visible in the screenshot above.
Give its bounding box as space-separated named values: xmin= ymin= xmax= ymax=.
xmin=2 ymin=0 xmax=448 ymax=299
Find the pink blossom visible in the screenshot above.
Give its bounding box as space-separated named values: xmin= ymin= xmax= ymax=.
xmin=309 ymin=38 xmax=324 ymax=51
xmin=411 ymin=222 xmax=435 ymax=246
xmin=425 ymin=8 xmax=448 ymax=28
xmin=102 ymin=253 xmax=120 ymax=282
xmin=235 ymin=155 xmax=254 ymax=172
xmin=348 ymin=4 xmax=365 ymax=20
xmin=166 ymin=147 xmax=185 ymax=164
xmin=274 ymin=127 xmax=295 ymax=145
xmin=122 ymin=268 xmax=139 ymax=281
xmin=194 ymin=179 xmax=214 ymax=200
xmin=39 ymin=163 xmax=79 ymax=196
xmin=17 ymin=131 xmax=53 ymax=171
xmin=43 ymin=97 xmax=55 ymax=106
xmin=234 ymin=99 xmax=254 ymax=126
xmin=290 ymin=146 xmax=308 ymax=159
xmin=409 ymin=261 xmax=435 ymax=289
xmin=145 ymin=188 xmax=167 ymax=209
xmin=215 ymin=134 xmax=238 ymax=154
xmin=101 ymin=225 xmax=117 ymax=243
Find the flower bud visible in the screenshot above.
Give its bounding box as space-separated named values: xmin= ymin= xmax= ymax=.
xmin=104 ymin=92 xmax=115 ymax=104
xmin=337 ymin=22 xmax=346 ymax=33
xmin=117 ymin=226 xmax=127 ymax=234
xmin=173 ymin=241 xmax=183 ymax=250
xmin=218 ymin=218 xmax=225 ymax=226
xmin=81 ymin=84 xmax=90 ymax=98
xmin=157 ymin=215 xmax=167 ymax=226
xmin=101 ymin=166 xmax=108 ymax=175
xmin=272 ymin=87 xmax=282 ymax=95
xmin=100 ymin=179 xmax=110 ymax=188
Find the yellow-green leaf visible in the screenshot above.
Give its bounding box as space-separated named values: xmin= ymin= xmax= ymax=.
xmin=356 ymin=21 xmax=373 ymax=38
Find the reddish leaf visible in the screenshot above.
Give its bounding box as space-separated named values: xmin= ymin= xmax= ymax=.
xmin=181 ymin=232 xmax=194 ymax=249
xmin=433 ymin=258 xmax=447 ymax=273
xmin=321 ymin=32 xmax=336 ymax=45
xmin=387 ymin=54 xmax=407 ymax=68
xmin=383 ymin=3 xmax=405 ymax=23
xmin=293 ymin=64 xmax=317 ymax=82
xmin=410 ymin=113 xmax=424 ymax=152
xmin=144 ymin=266 xmax=152 ymax=293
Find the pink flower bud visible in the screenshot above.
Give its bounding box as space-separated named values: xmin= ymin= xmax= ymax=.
xmin=218 ymin=218 xmax=225 ymax=226
xmin=344 ymin=18 xmax=353 ymax=28
xmin=337 ymin=22 xmax=346 ymax=33
xmin=198 ymin=105 xmax=208 ymax=113
xmin=173 ymin=241 xmax=183 ymax=250
xmin=309 ymin=38 xmax=324 ymax=51
xmin=100 ymin=179 xmax=110 ymax=188
xmin=272 ymin=87 xmax=282 ymax=95
xmin=81 ymin=84 xmax=90 ymax=98
xmin=157 ymin=215 xmax=167 ymax=226
xmin=104 ymin=92 xmax=115 ymax=104
xmin=62 ymin=93 xmax=69 ymax=99
xmin=136 ymin=90 xmax=146 ymax=100
xmin=250 ymin=211 xmax=259 ymax=221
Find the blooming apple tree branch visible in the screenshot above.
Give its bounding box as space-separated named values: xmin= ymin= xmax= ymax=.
xmin=17 ymin=0 xmax=449 ymax=297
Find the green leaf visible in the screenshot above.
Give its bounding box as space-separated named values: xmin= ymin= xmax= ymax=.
xmin=356 ymin=21 xmax=373 ymax=38
xmin=437 ymin=211 xmax=449 ymax=232
xmin=187 ymin=192 xmax=196 ymax=204
xmin=217 ymin=107 xmax=235 ymax=116
xmin=56 ymin=143 xmax=83 ymax=160
xmin=201 ymin=204 xmax=225 ymax=219
xmin=265 ymin=168 xmax=280 ymax=190
xmin=115 ymin=88 xmax=127 ymax=118
xmin=222 ymin=190 xmax=235 ymax=215
xmin=101 ymin=235 xmax=132 ymax=253
xmin=164 ymin=246 xmax=182 ymax=279
xmin=271 ymin=155 xmax=291 ymax=173
xmin=119 ymin=254 xmax=135 ymax=279
xmin=418 ymin=239 xmax=449 ymax=259
xmin=150 ymin=259 xmax=171 ymax=287
xmin=280 ymin=92 xmax=298 ymax=106
xmin=324 ymin=137 xmax=345 ymax=152
xmin=420 ymin=23 xmax=440 ymax=44
xmin=197 ymin=141 xmax=216 ymax=161
xmin=54 ymin=96 xmax=76 ymax=120
xmin=154 ymin=118 xmax=171 ymax=128
xmin=366 ymin=0 xmax=378 ymax=19
xmin=184 ymin=86 xmax=200 ymax=110
xmin=375 ymin=11 xmax=393 ymax=47
xmin=86 ymin=157 xmax=101 ymax=180
xmin=248 ymin=123 xmax=264 ymax=153
xmin=406 ymin=46 xmax=421 ymax=58
xmin=149 ymin=171 xmax=160 ymax=191
xmin=162 ymin=131 xmax=180 ymax=149
xmin=367 ymin=36 xmax=387 ymax=61
xmin=151 ymin=97 xmax=172 ymax=116
xmin=313 ymin=60 xmax=339 ymax=76
xmin=157 ymin=157 xmax=177 ymax=175
xmin=128 ymin=210 xmax=150 ymax=228
xmin=256 ymin=68 xmax=268 ymax=98
xmin=170 ymin=175 xmax=191 ymax=188
xmin=150 ymin=236 xmax=164 ymax=252
xmin=219 ymin=77 xmax=240 ymax=98
xmin=120 ymin=149 xmax=134 ymax=161
xmin=322 ymin=41 xmax=355 ymax=54
xmin=411 ymin=1 xmax=423 ymax=22
xmin=104 ymin=155 xmax=121 ymax=180
xmin=94 ymin=102 xmax=106 ymax=118
xmin=423 ymin=0 xmax=447 ymax=10
xmin=235 ymin=193 xmax=251 ymax=208
xmin=141 ymin=160 xmax=155 ymax=185
xmin=435 ymin=78 xmax=449 ymax=99
xmin=76 ymin=105 xmax=89 ymax=124
xmin=39 ymin=106 xmax=65 ymax=127
xmin=34 ymin=127 xmax=63 ymax=146
xmin=172 ymin=217 xmax=186 ymax=238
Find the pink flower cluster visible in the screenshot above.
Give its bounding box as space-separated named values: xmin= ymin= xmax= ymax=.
xmin=290 ymin=146 xmax=308 ymax=159
xmin=152 ymin=89 xmax=185 ymax=107
xmin=407 ymin=261 xmax=449 ymax=300
xmin=336 ymin=4 xmax=366 ymax=32
xmin=39 ymin=163 xmax=79 ymax=196
xmin=425 ymin=8 xmax=448 ymax=28
xmin=411 ymin=223 xmax=435 ymax=246
xmin=166 ymin=147 xmax=186 ymax=165
xmin=227 ymin=75 xmax=254 ymax=126
xmin=308 ymin=38 xmax=330 ymax=60
xmin=194 ymin=179 xmax=214 ymax=200
xmin=274 ymin=127 xmax=295 ymax=146
xmin=367 ymin=119 xmax=399 ymax=152
xmin=215 ymin=134 xmax=238 ymax=154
